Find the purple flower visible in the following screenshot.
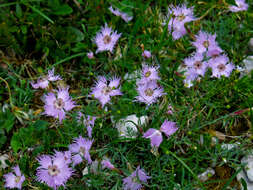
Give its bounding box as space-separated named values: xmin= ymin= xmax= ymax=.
xmin=90 ymin=76 xmax=122 ymax=107
xmin=54 ymin=151 xmax=72 ymax=164
xmin=184 ymin=53 xmax=207 ymax=76
xmin=101 ymin=160 xmax=115 ymax=170
xmin=69 ymin=136 xmax=93 ymax=166
xmin=209 ymin=55 xmax=235 ymax=78
xmin=123 ymin=166 xmax=150 ymax=190
xmin=192 ymin=31 xmax=223 ymax=56
xmin=167 ymin=4 xmax=195 ymax=40
xmin=94 ymin=24 xmax=121 ymax=53
xmin=36 ymin=154 xmax=73 ymax=190
xmin=136 ymin=80 xmax=164 ymax=106
xmin=143 ymin=120 xmax=178 ymax=148
xmin=87 ymin=51 xmax=94 ymax=59
xmin=78 ymin=112 xmax=96 ymax=138
xmin=183 ymin=69 xmax=198 ymax=88
xmin=167 ymin=105 xmax=173 ymax=115
xmin=229 ymin=0 xmax=248 ymax=12
xmin=142 ymin=50 xmax=151 ymax=59
xmin=4 ymin=165 xmax=25 ymax=189
xmin=109 ymin=6 xmax=133 ymax=22
xmin=138 ymin=64 xmax=160 ymax=84
xmin=42 ymin=87 xmax=76 ymax=122
xmin=31 ymin=68 xmax=62 ymax=89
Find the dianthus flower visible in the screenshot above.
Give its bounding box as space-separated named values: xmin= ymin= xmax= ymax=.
xmin=87 ymin=51 xmax=94 ymax=59
xmin=184 ymin=53 xmax=208 ymax=76
xmin=192 ymin=31 xmax=223 ymax=56
xmin=31 ymin=68 xmax=62 ymax=89
xmin=209 ymin=55 xmax=235 ymax=78
xmin=90 ymin=76 xmax=122 ymax=107
xmin=123 ymin=166 xmax=150 ymax=190
xmin=36 ymin=154 xmax=73 ymax=190
xmin=42 ymin=87 xmax=76 ymax=122
xmin=138 ymin=64 xmax=160 ymax=84
xmin=136 ymin=80 xmax=164 ymax=106
xmin=183 ymin=69 xmax=198 ymax=88
xmin=101 ymin=159 xmax=115 ymax=170
xmin=94 ymin=24 xmax=121 ymax=53
xmin=69 ymin=136 xmax=93 ymax=166
xmin=109 ymin=6 xmax=133 ymax=22
xmin=78 ymin=112 xmax=96 ymax=138
xmin=143 ymin=120 xmax=178 ymax=148
xmin=142 ymin=50 xmax=151 ymax=59
xmin=229 ymin=0 xmax=248 ymax=12
xmin=4 ymin=165 xmax=25 ymax=189
xmin=167 ymin=4 xmax=195 ymax=40
xmin=54 ymin=151 xmax=72 ymax=164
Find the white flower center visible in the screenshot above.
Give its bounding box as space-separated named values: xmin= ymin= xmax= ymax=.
xmin=103 ymin=35 xmax=112 ymax=44
xmin=102 ymin=86 xmax=112 ymax=95
xmin=48 ymin=165 xmax=60 ymax=177
xmin=53 ymin=98 xmax=65 ymax=109
xmin=145 ymin=88 xmax=154 ymax=97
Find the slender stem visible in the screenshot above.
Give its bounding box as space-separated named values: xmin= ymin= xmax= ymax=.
xmin=0 ymin=76 xmax=13 ymax=107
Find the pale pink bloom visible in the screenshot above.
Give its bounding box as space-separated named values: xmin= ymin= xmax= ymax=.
xmin=184 ymin=53 xmax=208 ymax=76
xmin=229 ymin=0 xmax=248 ymax=12
xmin=101 ymin=160 xmax=115 ymax=170
xmin=167 ymin=4 xmax=195 ymax=40
xmin=138 ymin=64 xmax=160 ymax=84
xmin=142 ymin=50 xmax=151 ymax=59
xmin=209 ymin=55 xmax=235 ymax=78
xmin=4 ymin=165 xmax=25 ymax=189
xmin=136 ymin=80 xmax=164 ymax=106
xmin=87 ymin=51 xmax=94 ymax=59
xmin=109 ymin=6 xmax=133 ymax=22
xmin=42 ymin=87 xmax=76 ymax=122
xmin=143 ymin=120 xmax=178 ymax=148
xmin=94 ymin=24 xmax=121 ymax=53
xmin=90 ymin=76 xmax=122 ymax=107
xmin=31 ymin=68 xmax=62 ymax=89
xmin=167 ymin=105 xmax=173 ymax=115
xmin=192 ymin=31 xmax=223 ymax=56
xmin=78 ymin=112 xmax=96 ymax=138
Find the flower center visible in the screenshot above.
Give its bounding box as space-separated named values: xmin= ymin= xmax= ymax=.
xmin=145 ymin=88 xmax=154 ymax=96
xmin=79 ymin=146 xmax=86 ymax=156
xmin=194 ymin=61 xmax=202 ymax=69
xmin=53 ymin=98 xmax=65 ymax=109
xmin=203 ymin=40 xmax=209 ymax=48
xmin=103 ymin=35 xmax=112 ymax=44
xmin=217 ymin=64 xmax=226 ymax=71
xmin=102 ymin=86 xmax=112 ymax=95
xmin=48 ymin=165 xmax=60 ymax=177
xmin=178 ymin=14 xmax=185 ymax=21
xmin=15 ymin=176 xmax=21 ymax=183
xmin=145 ymin=71 xmax=151 ymax=78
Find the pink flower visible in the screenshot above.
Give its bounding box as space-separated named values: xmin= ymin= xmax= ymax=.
xmin=54 ymin=151 xmax=72 ymax=164
xmin=143 ymin=120 xmax=178 ymax=148
xmin=109 ymin=6 xmax=133 ymax=22
xmin=42 ymin=87 xmax=76 ymax=122
xmin=192 ymin=31 xmax=223 ymax=56
xmin=31 ymin=68 xmax=62 ymax=89
xmin=87 ymin=51 xmax=94 ymax=59
xmin=90 ymin=76 xmax=122 ymax=107
xmin=229 ymin=0 xmax=248 ymax=12
xmin=183 ymin=69 xmax=198 ymax=88
xmin=167 ymin=4 xmax=195 ymax=40
xmin=209 ymin=55 xmax=235 ymax=78
xmin=138 ymin=64 xmax=160 ymax=84
xmin=94 ymin=24 xmax=121 ymax=53
xmin=123 ymin=166 xmax=150 ymax=190
xmin=36 ymin=153 xmax=73 ymax=190
xmin=142 ymin=50 xmax=151 ymax=58
xmin=69 ymin=136 xmax=93 ymax=165
xmin=136 ymin=80 xmax=164 ymax=106
xmin=101 ymin=160 xmax=115 ymax=170
xmin=167 ymin=105 xmax=173 ymax=115
xmin=78 ymin=112 xmax=96 ymax=138
xmin=184 ymin=53 xmax=208 ymax=76
xmin=4 ymin=165 xmax=25 ymax=189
